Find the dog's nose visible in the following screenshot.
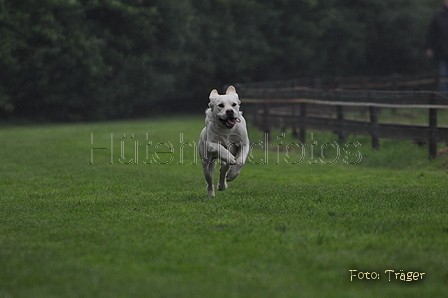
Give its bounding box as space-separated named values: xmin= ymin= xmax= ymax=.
xmin=226 ymin=109 xmax=234 ymax=115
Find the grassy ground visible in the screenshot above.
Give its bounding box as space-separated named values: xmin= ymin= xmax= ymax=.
xmin=1 ymin=115 xmax=447 ymax=297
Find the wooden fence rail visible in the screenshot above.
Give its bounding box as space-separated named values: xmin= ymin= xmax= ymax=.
xmin=239 ymin=90 xmax=448 ymax=159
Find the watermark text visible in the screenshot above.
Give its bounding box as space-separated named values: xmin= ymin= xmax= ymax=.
xmin=89 ymin=132 xmax=362 ymax=165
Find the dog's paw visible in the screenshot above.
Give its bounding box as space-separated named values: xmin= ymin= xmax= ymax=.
xmin=217 ymin=181 xmax=228 ymax=191
xmin=207 ymin=185 xmax=215 ymax=197
xmin=227 ymin=156 xmax=237 ymax=165
xmin=226 ymin=166 xmax=241 ymax=182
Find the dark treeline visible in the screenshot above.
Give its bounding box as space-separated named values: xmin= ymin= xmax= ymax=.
xmin=0 ymin=0 xmax=442 ymax=121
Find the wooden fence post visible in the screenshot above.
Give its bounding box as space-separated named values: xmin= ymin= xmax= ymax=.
xmin=291 ymin=104 xmax=298 ymax=138
xmin=299 ymin=102 xmax=307 ymax=144
xmin=336 ymin=105 xmax=345 ymax=144
xmin=428 ymin=93 xmax=438 ymax=159
xmin=252 ymin=102 xmax=259 ymax=129
xmin=263 ymin=101 xmax=271 ymax=141
xmin=369 ymin=106 xmax=380 ymax=150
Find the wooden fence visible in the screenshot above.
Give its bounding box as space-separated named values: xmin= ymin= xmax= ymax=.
xmin=237 ymin=87 xmax=448 ymax=159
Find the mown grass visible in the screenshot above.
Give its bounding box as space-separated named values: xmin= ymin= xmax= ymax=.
xmin=1 ymin=115 xmax=448 ymax=297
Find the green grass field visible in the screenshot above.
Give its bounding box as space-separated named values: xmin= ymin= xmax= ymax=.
xmin=1 ymin=115 xmax=448 ymax=297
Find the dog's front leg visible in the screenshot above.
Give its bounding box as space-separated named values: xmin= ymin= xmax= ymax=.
xmin=202 ymin=161 xmax=216 ymax=197
xmin=226 ymin=143 xmax=249 ymax=182
xmin=207 ymin=141 xmax=236 ymax=165
xmin=218 ymin=162 xmax=230 ymax=191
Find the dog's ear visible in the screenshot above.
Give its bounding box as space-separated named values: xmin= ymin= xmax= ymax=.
xmin=225 ymin=85 xmax=240 ymax=105
xmin=209 ymin=89 xmax=219 ymax=109
xmin=208 ymin=89 xmax=219 ymax=101
xmin=225 ymin=85 xmax=236 ymax=94
xmin=209 ymin=89 xmax=219 ymax=99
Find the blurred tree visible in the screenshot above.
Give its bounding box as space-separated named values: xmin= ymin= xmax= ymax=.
xmin=312 ymin=0 xmax=438 ymax=76
xmin=0 ymin=0 xmax=160 ymax=120
xmin=0 ymin=0 xmax=442 ymax=121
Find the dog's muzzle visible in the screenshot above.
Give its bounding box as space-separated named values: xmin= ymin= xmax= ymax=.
xmin=219 ymin=116 xmax=239 ymax=129
xmin=218 ymin=109 xmax=240 ymax=129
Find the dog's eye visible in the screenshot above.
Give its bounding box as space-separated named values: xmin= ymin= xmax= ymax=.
xmin=232 ymin=103 xmax=237 ymax=107
xmin=218 ymin=103 xmax=225 ymax=108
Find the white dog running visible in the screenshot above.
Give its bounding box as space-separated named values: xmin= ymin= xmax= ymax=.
xmin=199 ymin=86 xmax=249 ymax=197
